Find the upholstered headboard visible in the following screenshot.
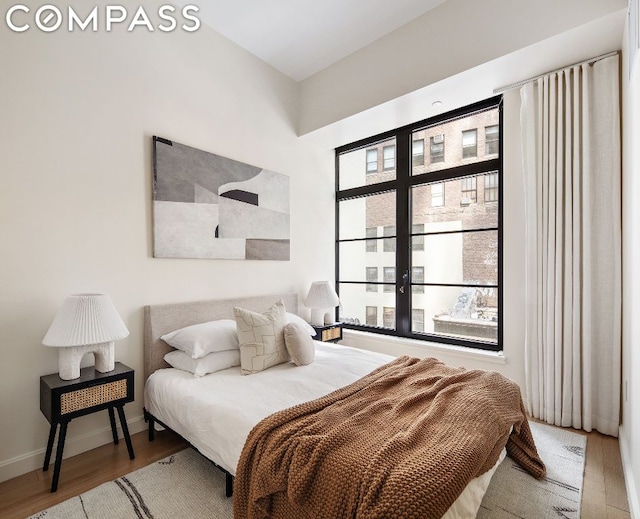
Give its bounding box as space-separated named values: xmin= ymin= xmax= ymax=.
xmin=143 ymin=293 xmax=299 ymax=380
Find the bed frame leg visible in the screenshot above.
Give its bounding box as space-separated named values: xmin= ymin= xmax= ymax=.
xmin=144 ymin=409 xmax=155 ymax=441
xmin=225 ymin=473 xmax=233 ymax=497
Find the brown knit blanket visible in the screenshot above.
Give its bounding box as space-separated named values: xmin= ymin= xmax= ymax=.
xmin=234 ymin=356 xmax=545 ymax=519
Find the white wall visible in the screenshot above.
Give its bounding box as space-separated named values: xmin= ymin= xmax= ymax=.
xmin=341 ymin=88 xmax=527 ymax=387
xmin=620 ymin=12 xmax=640 ymax=517
xmin=0 ymin=2 xmax=334 ymax=481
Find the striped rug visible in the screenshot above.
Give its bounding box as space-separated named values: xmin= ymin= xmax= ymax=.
xmin=31 ymin=421 xmax=585 ymax=518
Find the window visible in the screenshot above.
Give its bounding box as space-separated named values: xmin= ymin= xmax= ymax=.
xmin=366 ymin=227 xmax=378 ymax=252
xmin=412 ymin=139 xmax=424 ymax=166
xmin=485 ymin=125 xmax=499 ymax=155
xmin=462 ymin=129 xmax=477 ymax=158
xmin=383 ymin=145 xmax=395 ymax=170
xmin=461 ymin=177 xmax=477 ymax=203
xmin=366 ymin=306 xmax=378 ymax=326
xmin=366 ymin=149 xmax=378 ymax=173
xmin=412 ymin=224 xmax=424 ymax=251
xmin=336 ymin=97 xmax=502 ymax=351
xmin=485 ymin=171 xmax=498 ymax=202
xmin=412 ymin=309 xmax=425 ymax=333
xmin=430 ymin=134 xmax=444 ymax=163
xmin=383 ymin=307 xmax=395 ymax=329
xmin=383 ymin=225 xmax=395 ymax=252
xmin=383 ymin=267 xmax=395 ymax=292
xmin=431 ymin=182 xmax=444 ymax=207
xmin=366 ymin=267 xmax=378 ymax=292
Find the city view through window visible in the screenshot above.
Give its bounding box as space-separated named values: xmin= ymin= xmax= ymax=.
xmin=336 ymin=100 xmax=501 ymax=349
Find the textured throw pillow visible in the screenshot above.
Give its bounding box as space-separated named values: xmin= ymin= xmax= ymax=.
xmin=284 ymin=322 xmax=315 ymax=366
xmin=233 ymin=300 xmax=289 ymax=375
xmin=164 ymin=349 xmax=241 ymax=377
xmin=286 ymin=312 xmax=317 ymax=337
xmin=160 ymin=319 xmax=239 ymax=359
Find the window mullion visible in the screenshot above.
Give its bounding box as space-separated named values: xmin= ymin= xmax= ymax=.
xmin=396 ymin=129 xmax=411 ymax=335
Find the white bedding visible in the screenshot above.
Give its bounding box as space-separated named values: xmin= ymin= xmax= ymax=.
xmin=144 ymin=341 xmax=503 ymax=518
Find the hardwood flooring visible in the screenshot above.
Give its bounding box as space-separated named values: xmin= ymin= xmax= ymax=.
xmin=0 ymin=427 xmax=631 ymax=518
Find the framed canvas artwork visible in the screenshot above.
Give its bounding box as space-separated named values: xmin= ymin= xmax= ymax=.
xmin=152 ymin=136 xmax=290 ymax=260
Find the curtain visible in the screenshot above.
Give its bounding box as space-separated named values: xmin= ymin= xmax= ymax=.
xmin=520 ymin=55 xmax=621 ymax=437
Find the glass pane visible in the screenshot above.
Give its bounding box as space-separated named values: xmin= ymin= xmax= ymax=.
xmin=412 ymin=287 xmax=497 ymax=342
xmin=411 ymin=108 xmax=499 ymax=175
xmin=339 ymin=191 xmax=396 ymax=240
xmin=411 ymin=175 xmax=498 ymax=232
xmin=412 ymin=230 xmax=498 ymax=286
xmin=338 ymin=137 xmax=397 ymax=189
xmin=339 ymin=283 xmax=396 ymax=330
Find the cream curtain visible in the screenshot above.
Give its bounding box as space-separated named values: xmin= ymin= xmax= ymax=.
xmin=520 ymin=55 xmax=621 ymax=437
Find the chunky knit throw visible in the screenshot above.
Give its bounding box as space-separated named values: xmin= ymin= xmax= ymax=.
xmin=234 ymin=356 xmax=545 ymax=519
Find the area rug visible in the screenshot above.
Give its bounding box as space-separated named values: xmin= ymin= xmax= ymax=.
xmin=31 ymin=421 xmax=585 ymax=519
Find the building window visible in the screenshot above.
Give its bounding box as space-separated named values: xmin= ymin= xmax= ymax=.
xmin=431 ymin=182 xmax=444 ymax=207
xmin=412 ymin=224 xmax=424 ymax=251
xmin=485 ymin=125 xmax=499 ymax=155
xmin=461 ymin=177 xmax=477 ymax=203
xmin=412 ymin=139 xmax=424 ymax=166
xmin=383 ymin=267 xmax=395 ymax=292
xmin=366 ymin=267 xmax=378 ymax=292
xmin=485 ymin=171 xmax=498 ymax=202
xmin=412 ymin=266 xmax=425 ymax=294
xmin=412 ymin=309 xmax=425 ymax=333
xmin=336 ymin=97 xmax=502 ymax=351
xmin=383 ymin=307 xmax=395 ymax=329
xmin=366 ymin=227 xmax=378 ymax=252
xmin=462 ymin=129 xmax=477 ymax=158
xmin=366 ymin=306 xmax=378 ymax=326
xmin=366 ymin=149 xmax=378 ymax=173
xmin=383 ymin=225 xmax=395 ymax=252
xmin=430 ymin=134 xmax=444 ymax=163
xmin=383 ymin=145 xmax=395 ymax=170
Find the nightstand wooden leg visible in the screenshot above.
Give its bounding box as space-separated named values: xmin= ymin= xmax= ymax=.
xmin=116 ymin=405 xmax=135 ymax=460
xmin=108 ymin=406 xmax=119 ymax=445
xmin=51 ymin=420 xmax=68 ymax=492
xmin=43 ymin=423 xmax=57 ymax=471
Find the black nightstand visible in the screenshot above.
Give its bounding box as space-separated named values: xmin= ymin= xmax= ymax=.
xmin=312 ymin=323 xmax=343 ymax=342
xmin=40 ymin=362 xmax=135 ymax=492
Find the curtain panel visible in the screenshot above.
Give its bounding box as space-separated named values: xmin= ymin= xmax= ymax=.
xmin=520 ymin=55 xmax=621 ymax=436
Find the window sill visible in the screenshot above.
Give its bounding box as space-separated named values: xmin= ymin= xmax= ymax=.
xmin=342 ymin=329 xmax=506 ymax=365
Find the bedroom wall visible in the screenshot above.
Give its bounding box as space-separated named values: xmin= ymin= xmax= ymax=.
xmin=620 ymin=14 xmax=640 ymax=517
xmin=0 ymin=1 xmax=334 ymax=481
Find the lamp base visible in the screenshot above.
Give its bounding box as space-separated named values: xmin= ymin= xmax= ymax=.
xmin=58 ymin=342 xmax=115 ymax=380
xmin=310 ymin=308 xmax=326 ymax=326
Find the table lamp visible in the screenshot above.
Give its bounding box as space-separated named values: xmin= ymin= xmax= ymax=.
xmin=304 ymin=281 xmax=340 ymax=326
xmin=42 ymin=293 xmax=129 ymax=380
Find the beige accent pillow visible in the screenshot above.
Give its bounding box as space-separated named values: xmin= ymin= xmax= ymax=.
xmin=233 ymin=300 xmax=289 ymax=375
xmin=284 ymin=322 xmax=315 ymax=366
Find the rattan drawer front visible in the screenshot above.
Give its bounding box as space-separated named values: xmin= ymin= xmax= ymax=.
xmin=60 ymin=379 xmax=127 ymax=415
xmin=322 ymin=327 xmax=341 ymax=341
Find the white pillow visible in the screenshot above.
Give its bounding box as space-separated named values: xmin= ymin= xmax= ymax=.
xmin=164 ymin=349 xmax=240 ymax=377
xmin=286 ymin=312 xmax=317 ymax=337
xmin=161 ymin=319 xmax=239 ymax=359
xmin=234 ymin=300 xmax=289 ymax=375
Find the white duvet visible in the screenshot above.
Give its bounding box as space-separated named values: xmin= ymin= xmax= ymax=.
xmin=144 ymin=342 xmax=503 ymax=518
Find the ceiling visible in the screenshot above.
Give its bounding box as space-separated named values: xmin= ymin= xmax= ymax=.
xmin=182 ymin=0 xmax=448 ymax=81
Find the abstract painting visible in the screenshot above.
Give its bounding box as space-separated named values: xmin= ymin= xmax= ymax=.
xmin=152 ymin=136 xmax=290 ymax=260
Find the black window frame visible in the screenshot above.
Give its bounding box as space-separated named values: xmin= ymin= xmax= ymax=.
xmin=335 ymin=96 xmax=503 ymax=352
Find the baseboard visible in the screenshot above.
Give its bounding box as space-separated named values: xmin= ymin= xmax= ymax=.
xmin=619 ymin=425 xmax=640 ymax=519
xmin=0 ymin=414 xmax=146 ymax=484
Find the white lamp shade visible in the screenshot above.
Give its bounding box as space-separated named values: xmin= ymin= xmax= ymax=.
xmin=304 ymin=281 xmax=340 ymax=309
xmin=43 ymin=293 xmax=129 ymax=347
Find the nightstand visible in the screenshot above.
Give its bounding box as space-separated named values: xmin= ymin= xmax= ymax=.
xmin=312 ymin=323 xmax=343 ymax=342
xmin=40 ymin=362 xmax=135 ymax=492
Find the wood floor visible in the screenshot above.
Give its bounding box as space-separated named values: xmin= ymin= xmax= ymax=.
xmin=0 ymin=427 xmax=631 ymax=519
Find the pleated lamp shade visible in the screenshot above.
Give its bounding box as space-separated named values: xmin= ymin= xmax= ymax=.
xmin=43 ymin=294 xmax=129 ymax=380
xmin=305 ymin=281 xmax=340 ymax=326
xmin=43 ymin=293 xmax=129 ymax=347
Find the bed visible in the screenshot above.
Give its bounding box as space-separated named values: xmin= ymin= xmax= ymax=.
xmin=143 ymin=293 xmax=544 ymax=519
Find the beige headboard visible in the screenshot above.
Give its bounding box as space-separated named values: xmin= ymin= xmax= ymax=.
xmin=143 ymin=293 xmax=299 ymax=380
